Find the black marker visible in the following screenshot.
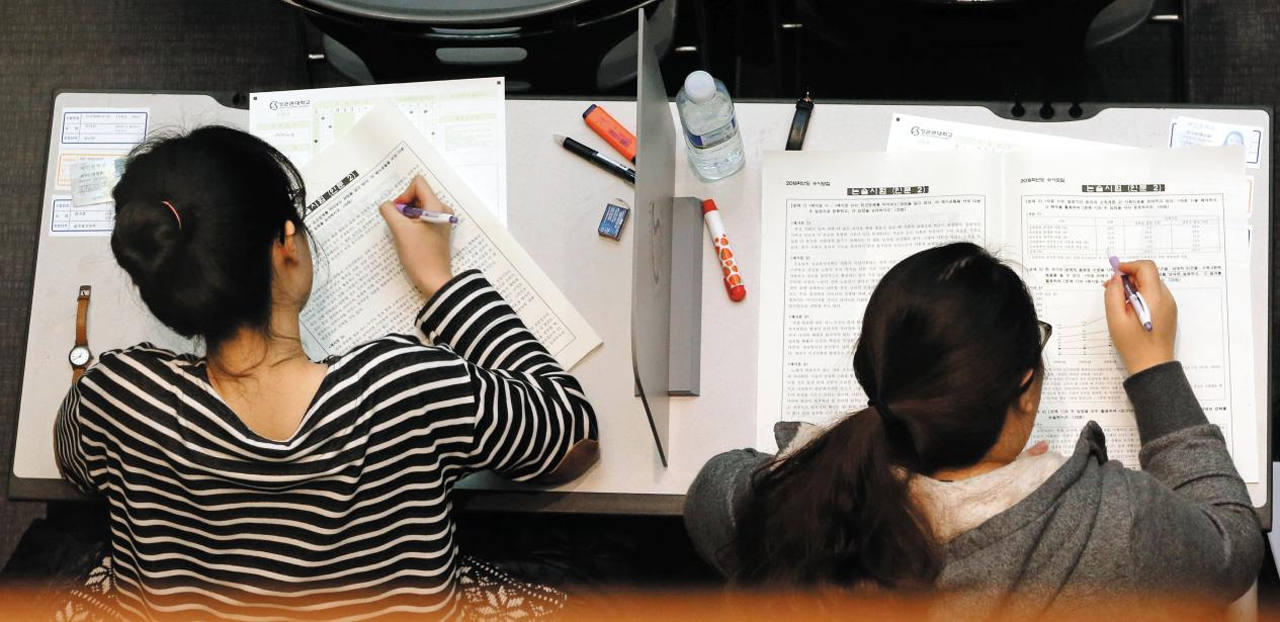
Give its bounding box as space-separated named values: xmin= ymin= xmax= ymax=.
xmin=555 ymin=134 xmax=636 ymax=185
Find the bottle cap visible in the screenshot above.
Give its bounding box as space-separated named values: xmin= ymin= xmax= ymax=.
xmin=684 ymin=71 xmax=716 ymax=103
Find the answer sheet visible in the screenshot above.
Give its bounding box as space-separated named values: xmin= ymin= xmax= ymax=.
xmin=250 ymin=78 xmax=508 ymax=225
xmin=297 ymin=103 xmax=600 ymax=370
xmin=887 ymin=113 xmax=1125 ymax=154
xmin=756 ymin=151 xmax=1002 ymax=449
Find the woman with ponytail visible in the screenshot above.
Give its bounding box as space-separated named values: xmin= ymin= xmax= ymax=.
xmin=685 ymin=242 xmax=1261 ymax=615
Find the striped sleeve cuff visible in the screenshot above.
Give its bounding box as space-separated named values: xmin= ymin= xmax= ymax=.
xmin=416 ymin=270 xmax=563 ymax=373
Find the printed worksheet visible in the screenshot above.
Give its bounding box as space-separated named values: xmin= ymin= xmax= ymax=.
xmin=250 ymin=78 xmax=509 ymax=225
xmin=756 ymin=150 xmax=1003 ymax=448
xmin=1003 ymin=149 xmax=1257 ymax=481
xmin=298 ymin=103 xmax=600 ymax=370
xmin=757 ymin=147 xmax=1260 ymax=483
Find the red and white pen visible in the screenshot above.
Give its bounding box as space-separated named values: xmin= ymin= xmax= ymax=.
xmin=702 ymin=199 xmax=746 ymax=302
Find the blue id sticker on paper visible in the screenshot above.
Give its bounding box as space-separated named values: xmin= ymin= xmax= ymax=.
xmin=598 ymin=201 xmax=630 ymax=240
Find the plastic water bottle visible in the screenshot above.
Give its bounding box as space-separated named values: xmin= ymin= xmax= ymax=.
xmin=677 ymin=70 xmax=745 ymax=181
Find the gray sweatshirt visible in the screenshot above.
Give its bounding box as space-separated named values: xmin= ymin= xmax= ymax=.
xmin=683 ymin=362 xmax=1263 ymax=615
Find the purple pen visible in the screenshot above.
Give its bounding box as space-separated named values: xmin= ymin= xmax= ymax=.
xmin=394 ymin=202 xmax=458 ymax=225
xmin=1108 ymin=255 xmax=1153 ymax=331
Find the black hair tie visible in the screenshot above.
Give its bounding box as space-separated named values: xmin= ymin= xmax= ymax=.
xmin=869 ymin=397 xmax=922 ymax=464
xmin=868 ymin=398 xmax=898 ymax=427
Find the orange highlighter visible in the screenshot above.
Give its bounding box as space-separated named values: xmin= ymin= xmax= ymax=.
xmin=583 ymin=104 xmax=637 ymax=163
xmin=702 ymin=199 xmax=746 ymax=302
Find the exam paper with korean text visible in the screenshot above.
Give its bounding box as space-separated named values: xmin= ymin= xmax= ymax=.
xmin=297 ymin=103 xmax=600 ymax=370
xmin=756 ymin=147 xmax=1260 ymax=485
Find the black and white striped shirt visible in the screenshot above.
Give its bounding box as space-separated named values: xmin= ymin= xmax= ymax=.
xmin=54 ymin=270 xmax=598 ymax=621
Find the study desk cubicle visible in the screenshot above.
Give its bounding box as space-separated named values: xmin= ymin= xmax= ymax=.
xmin=10 ymin=93 xmax=1273 ymax=528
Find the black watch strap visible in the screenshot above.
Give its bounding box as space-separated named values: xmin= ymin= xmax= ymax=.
xmin=786 ymin=93 xmax=814 ymax=151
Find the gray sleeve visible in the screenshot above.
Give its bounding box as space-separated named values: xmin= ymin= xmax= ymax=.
xmin=683 ymin=449 xmax=772 ymax=579
xmin=1122 ymin=362 xmax=1263 ymax=599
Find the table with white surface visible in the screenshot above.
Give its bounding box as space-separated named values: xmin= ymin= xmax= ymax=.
xmin=11 ymin=94 xmax=1272 ymax=526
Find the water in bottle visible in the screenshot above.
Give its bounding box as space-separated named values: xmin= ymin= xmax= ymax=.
xmin=676 ymin=70 xmax=745 ymax=181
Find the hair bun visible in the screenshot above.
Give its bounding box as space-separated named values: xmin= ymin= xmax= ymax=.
xmin=112 ymin=200 xmax=186 ymax=279
xmin=109 ymin=126 xmax=307 ymax=347
xmin=111 ymin=199 xmax=206 ymax=337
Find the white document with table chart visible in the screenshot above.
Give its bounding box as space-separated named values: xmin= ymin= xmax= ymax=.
xmin=297 ymin=102 xmax=601 ymax=370
xmin=757 ymin=146 xmax=1260 ymax=483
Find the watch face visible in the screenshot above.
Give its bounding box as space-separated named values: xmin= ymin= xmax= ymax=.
xmin=69 ymin=346 xmax=92 ymax=367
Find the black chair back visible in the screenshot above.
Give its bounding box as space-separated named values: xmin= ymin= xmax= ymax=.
xmin=290 ymin=0 xmax=676 ymax=94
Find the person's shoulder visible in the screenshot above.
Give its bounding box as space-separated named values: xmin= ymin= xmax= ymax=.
xmin=329 ymin=334 xmax=464 ymax=374
xmin=689 ymin=449 xmax=772 ymax=502
xmin=74 ymin=344 xmax=195 ymax=423
xmin=1051 ymin=424 xmax=1147 ymax=507
xmin=85 ymin=342 xmax=194 ymax=378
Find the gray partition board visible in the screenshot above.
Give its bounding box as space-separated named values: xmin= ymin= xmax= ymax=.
xmin=10 ymin=93 xmax=1271 ymax=526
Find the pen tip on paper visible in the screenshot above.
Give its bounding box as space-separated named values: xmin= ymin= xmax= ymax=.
xmin=553 ymin=134 xmax=566 ymax=145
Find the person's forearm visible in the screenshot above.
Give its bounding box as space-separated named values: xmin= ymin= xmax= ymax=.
xmin=1123 ymin=361 xmax=1208 ymax=445
xmin=1127 ymin=360 xmax=1259 ymax=592
xmin=529 ymin=439 xmax=600 ymax=485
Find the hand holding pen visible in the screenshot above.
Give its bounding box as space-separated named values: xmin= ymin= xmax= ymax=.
xmin=395 ymin=203 xmax=458 ymax=225
xmin=379 ymin=175 xmax=454 ymax=298
xmin=1103 ymin=258 xmax=1178 ymax=376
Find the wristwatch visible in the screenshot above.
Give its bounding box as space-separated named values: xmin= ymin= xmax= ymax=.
xmin=69 ymin=285 xmax=92 ymax=383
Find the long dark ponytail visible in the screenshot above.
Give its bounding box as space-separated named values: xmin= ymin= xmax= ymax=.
xmin=734 ymin=242 xmax=1044 ymax=589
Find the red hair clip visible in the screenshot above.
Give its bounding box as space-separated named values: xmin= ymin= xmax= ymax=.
xmin=161 ymin=200 xmax=182 ymax=229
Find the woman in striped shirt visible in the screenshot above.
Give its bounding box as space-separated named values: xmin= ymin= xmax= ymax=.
xmin=53 ymin=127 xmax=599 ymax=620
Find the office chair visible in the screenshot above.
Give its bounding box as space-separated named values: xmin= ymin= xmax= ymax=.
xmin=279 ymin=0 xmax=678 ymax=94
xmin=1087 ymin=0 xmax=1156 ymax=49
xmin=771 ymin=0 xmax=1138 ymax=103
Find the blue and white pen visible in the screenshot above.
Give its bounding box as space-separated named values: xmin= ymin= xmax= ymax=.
xmin=1109 ymin=255 xmax=1153 ymax=332
xmin=395 ymin=202 xmax=458 ymax=225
